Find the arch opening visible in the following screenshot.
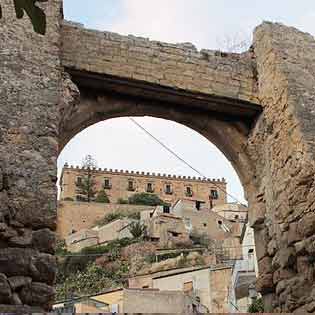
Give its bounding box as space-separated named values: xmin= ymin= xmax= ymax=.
xmin=55 ymin=77 xmax=260 ymax=313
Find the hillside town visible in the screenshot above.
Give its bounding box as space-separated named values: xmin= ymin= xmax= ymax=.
xmin=53 ymin=162 xmax=259 ymax=313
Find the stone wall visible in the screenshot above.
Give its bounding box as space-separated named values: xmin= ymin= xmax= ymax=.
xmin=0 ymin=0 xmax=61 ymax=311
xmin=123 ymin=289 xmax=193 ymax=314
xmin=209 ymin=266 xmax=232 ymax=313
xmin=61 ymin=22 xmax=258 ymax=104
xmin=2 ymin=2 xmax=315 ymax=310
xmin=57 ymin=201 xmax=155 ymax=239
xmin=248 ymin=23 xmax=315 ymax=313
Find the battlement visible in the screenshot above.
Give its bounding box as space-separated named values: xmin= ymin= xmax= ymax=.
xmin=63 ymin=163 xmax=226 ymax=184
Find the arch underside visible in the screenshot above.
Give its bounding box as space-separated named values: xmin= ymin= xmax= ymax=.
xmin=60 ymin=70 xmax=262 ymax=200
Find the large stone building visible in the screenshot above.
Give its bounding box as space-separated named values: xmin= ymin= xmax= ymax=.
xmin=60 ymin=164 xmax=227 ymax=208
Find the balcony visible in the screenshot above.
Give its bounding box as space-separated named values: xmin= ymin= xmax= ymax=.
xmin=231 ymin=259 xmax=256 ymax=300
xmin=165 ymin=191 xmax=173 ymax=195
xmin=103 ymin=184 xmax=112 ymax=190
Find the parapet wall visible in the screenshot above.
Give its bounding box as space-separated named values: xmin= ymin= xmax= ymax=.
xmin=63 ymin=164 xmax=226 ymax=183
xmin=61 ymin=21 xmax=258 ymax=104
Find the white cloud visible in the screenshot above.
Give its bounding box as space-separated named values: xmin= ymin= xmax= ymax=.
xmin=94 ymin=0 xmax=253 ymax=50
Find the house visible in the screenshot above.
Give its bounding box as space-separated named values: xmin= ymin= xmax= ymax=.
xmin=171 ymin=199 xmax=245 ymax=260
xmin=212 ymin=202 xmax=248 ymax=223
xmin=129 ymin=264 xmax=233 ymax=313
xmin=145 ymin=212 xmax=191 ymax=248
xmin=65 ymin=218 xmax=134 ymax=252
xmin=228 ymin=223 xmax=259 ymax=313
xmin=53 ymin=287 xmax=198 ymax=314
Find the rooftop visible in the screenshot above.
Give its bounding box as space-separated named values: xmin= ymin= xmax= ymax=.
xmin=62 ymin=163 xmax=226 ymax=183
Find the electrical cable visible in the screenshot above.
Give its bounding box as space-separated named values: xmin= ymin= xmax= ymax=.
xmin=129 ymin=117 xmax=247 ymax=207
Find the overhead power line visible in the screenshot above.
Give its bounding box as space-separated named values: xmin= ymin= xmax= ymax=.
xmin=129 ymin=118 xmax=246 ymax=206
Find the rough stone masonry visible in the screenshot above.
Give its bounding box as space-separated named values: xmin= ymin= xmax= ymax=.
xmin=1 ymin=0 xmax=315 ymax=313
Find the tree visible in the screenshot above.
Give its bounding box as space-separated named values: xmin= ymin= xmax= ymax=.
xmin=76 ymin=155 xmax=98 ymax=203
xmin=128 ymin=193 xmax=165 ymax=206
xmin=95 ymin=190 xmax=110 ymax=203
xmin=216 ymin=32 xmax=251 ymax=53
xmin=0 ymin=0 xmax=48 ymax=35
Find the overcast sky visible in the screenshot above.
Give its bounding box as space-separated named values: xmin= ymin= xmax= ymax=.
xmin=59 ymin=0 xmax=315 ymax=203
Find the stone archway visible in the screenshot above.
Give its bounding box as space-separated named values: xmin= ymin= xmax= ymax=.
xmin=1 ymin=0 xmax=315 ymax=312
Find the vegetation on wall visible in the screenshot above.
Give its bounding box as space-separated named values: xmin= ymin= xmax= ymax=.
xmin=56 ymin=238 xmax=137 ymax=301
xmin=56 ymin=262 xmax=128 ymax=301
xmin=248 ymin=298 xmax=264 ymax=313
xmin=95 ymin=189 xmax=110 ymax=203
xmin=0 ymin=0 xmax=48 ymax=35
xmin=128 ymin=221 xmax=147 ymax=239
xmin=93 ymin=211 xmax=141 ymax=227
xmin=128 ymin=193 xmax=166 ymax=206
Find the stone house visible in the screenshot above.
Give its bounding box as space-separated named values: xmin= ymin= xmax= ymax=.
xmin=65 ymin=228 xmax=98 ymax=252
xmin=53 ymin=287 xmax=197 ymax=314
xmin=171 ymin=199 xmax=245 ymax=259
xmin=65 ymin=218 xmax=134 ymax=252
xmin=145 ymin=212 xmax=191 ymax=248
xmin=212 ymin=202 xmax=248 ymax=223
xmin=129 ymin=265 xmax=233 ymax=313
xmin=60 ymin=164 xmax=227 ymax=208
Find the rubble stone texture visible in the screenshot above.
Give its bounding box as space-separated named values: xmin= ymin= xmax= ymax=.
xmin=0 ymin=0 xmax=315 ymax=312
xmin=0 ymin=0 xmax=61 ymax=312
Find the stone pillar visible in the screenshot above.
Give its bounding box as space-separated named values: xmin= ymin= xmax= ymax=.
xmin=249 ymin=22 xmax=315 ymax=313
xmin=0 ymin=0 xmax=61 ymax=311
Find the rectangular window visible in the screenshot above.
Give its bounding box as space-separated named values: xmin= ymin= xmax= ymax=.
xmin=147 ymin=183 xmax=154 ymax=193
xmin=165 ymin=184 xmax=172 ymax=195
xmin=76 ymin=177 xmax=82 ymax=185
xmin=186 ymin=186 xmax=193 ymax=197
xmin=210 ymin=189 xmax=219 ymax=200
xmin=128 ymin=180 xmax=135 ymax=191
xmin=104 ymin=178 xmax=111 ymax=189
xmin=163 ymin=205 xmax=170 ymax=213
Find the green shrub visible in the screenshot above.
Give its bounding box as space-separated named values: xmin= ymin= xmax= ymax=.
xmin=63 ymin=197 xmax=74 ymax=202
xmin=128 ymin=222 xmax=147 ymax=239
xmin=128 ymin=193 xmax=165 ymax=206
xmin=190 ymin=230 xmax=212 ymax=247
xmin=94 ymin=212 xmax=123 ymax=227
xmin=56 ymin=262 xmax=127 ymax=301
xmin=248 ymin=298 xmax=264 ymax=313
xmin=95 ymin=190 xmax=110 ymax=203
xmin=55 ymin=240 xmax=68 ymax=256
xmin=118 ymin=198 xmax=128 ymax=204
xmin=127 ymin=212 xmax=141 ymax=220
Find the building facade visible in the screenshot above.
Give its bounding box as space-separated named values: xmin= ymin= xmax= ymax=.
xmin=60 ymin=164 xmax=227 ymax=208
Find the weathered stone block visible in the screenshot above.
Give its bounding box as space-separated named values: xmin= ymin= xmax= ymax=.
xmin=256 ymin=273 xmax=274 ymax=294
xmin=8 ymin=276 xmax=32 ymax=291
xmin=298 ymin=213 xmax=315 ymax=238
xmin=272 ymin=247 xmax=296 ymax=269
xmin=0 ymin=273 xmax=11 ymax=304
xmin=288 ymin=222 xmax=303 ymax=245
xmin=20 ymin=282 xmax=55 ymax=310
xmin=32 ymin=228 xmax=56 ymax=254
